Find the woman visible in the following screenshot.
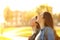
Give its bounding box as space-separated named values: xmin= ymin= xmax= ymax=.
xmin=28 ymin=16 xmax=40 ymax=40
xmin=35 ymin=12 xmax=56 ymax=40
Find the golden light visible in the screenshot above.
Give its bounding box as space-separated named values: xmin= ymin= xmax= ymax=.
xmin=0 ymin=0 xmax=60 ymax=14
xmin=0 ymin=0 xmax=60 ymax=40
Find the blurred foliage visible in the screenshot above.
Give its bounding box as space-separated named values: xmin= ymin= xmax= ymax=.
xmin=53 ymin=13 xmax=60 ymax=25
xmin=4 ymin=6 xmax=13 ymax=22
xmin=21 ymin=11 xmax=37 ymax=25
xmin=3 ymin=4 xmax=60 ymax=26
xmin=36 ymin=4 xmax=52 ymax=13
xmin=4 ymin=7 xmax=37 ymax=26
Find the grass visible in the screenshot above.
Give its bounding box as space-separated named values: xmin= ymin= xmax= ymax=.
xmin=0 ymin=26 xmax=60 ymax=40
xmin=0 ymin=36 xmax=11 ymax=40
xmin=16 ymin=27 xmax=33 ymax=37
xmin=0 ymin=26 xmax=15 ymax=33
xmin=54 ymin=27 xmax=60 ymax=37
xmin=2 ymin=27 xmax=15 ymax=33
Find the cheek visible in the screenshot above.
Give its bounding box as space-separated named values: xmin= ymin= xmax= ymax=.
xmin=31 ymin=23 xmax=36 ymax=27
xmin=37 ymin=17 xmax=41 ymax=22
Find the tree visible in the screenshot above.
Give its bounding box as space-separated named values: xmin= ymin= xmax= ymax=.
xmin=21 ymin=11 xmax=37 ymax=26
xmin=36 ymin=4 xmax=52 ymax=14
xmin=4 ymin=6 xmax=13 ymax=22
xmin=57 ymin=14 xmax=60 ymax=22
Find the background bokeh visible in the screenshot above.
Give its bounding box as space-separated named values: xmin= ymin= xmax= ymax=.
xmin=0 ymin=0 xmax=60 ymax=40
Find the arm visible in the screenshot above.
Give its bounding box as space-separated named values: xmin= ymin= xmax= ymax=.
xmin=47 ymin=28 xmax=55 ymax=40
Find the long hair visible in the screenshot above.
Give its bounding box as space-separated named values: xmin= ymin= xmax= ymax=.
xmin=43 ymin=12 xmax=58 ymax=40
xmin=43 ymin=12 xmax=53 ymax=28
xmin=35 ymin=16 xmax=40 ymax=31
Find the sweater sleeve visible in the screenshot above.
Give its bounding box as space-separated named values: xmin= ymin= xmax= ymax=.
xmin=46 ymin=28 xmax=55 ymax=40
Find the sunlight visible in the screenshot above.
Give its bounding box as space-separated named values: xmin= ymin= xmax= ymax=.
xmin=0 ymin=0 xmax=60 ymax=40
xmin=0 ymin=0 xmax=60 ymax=13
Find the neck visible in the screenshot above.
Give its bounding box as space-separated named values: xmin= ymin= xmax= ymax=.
xmin=39 ymin=22 xmax=44 ymax=29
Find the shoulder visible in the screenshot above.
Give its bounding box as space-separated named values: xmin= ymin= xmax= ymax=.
xmin=44 ymin=27 xmax=55 ymax=37
xmin=45 ymin=27 xmax=53 ymax=32
xmin=44 ymin=27 xmax=55 ymax=40
xmin=44 ymin=27 xmax=54 ymax=35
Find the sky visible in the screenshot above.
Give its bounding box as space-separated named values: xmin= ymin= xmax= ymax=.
xmin=0 ymin=0 xmax=60 ymax=23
